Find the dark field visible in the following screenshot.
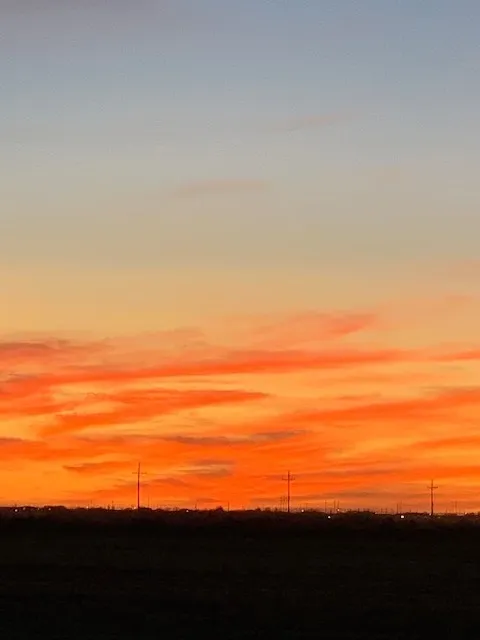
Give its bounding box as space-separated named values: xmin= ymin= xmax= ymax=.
xmin=1 ymin=514 xmax=480 ymax=638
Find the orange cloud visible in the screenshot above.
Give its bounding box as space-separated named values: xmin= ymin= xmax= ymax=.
xmin=435 ymin=349 xmax=480 ymax=362
xmin=54 ymin=346 xmax=410 ymax=380
xmin=0 ymin=345 xmax=416 ymax=414
xmin=0 ymin=338 xmax=104 ymax=367
xmin=273 ymin=386 xmax=480 ymax=427
xmin=63 ymin=460 xmax=132 ymax=475
xmin=246 ymin=311 xmax=378 ymax=348
xmin=406 ymin=434 xmax=480 ymax=452
xmin=3 ymin=300 xmax=480 ymax=509
xmin=40 ymin=388 xmax=268 ymax=437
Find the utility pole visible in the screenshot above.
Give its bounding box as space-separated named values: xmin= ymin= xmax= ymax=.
xmin=133 ymin=462 xmax=147 ymax=510
xmin=429 ymin=479 xmax=438 ymax=517
xmin=282 ymin=471 xmax=296 ymax=513
xmin=137 ymin=462 xmax=141 ymax=510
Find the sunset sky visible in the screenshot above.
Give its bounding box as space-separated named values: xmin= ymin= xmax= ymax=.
xmin=2 ymin=1 xmax=480 ymax=511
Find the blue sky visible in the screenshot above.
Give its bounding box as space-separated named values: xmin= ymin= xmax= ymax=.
xmin=2 ymin=0 xmax=480 ymax=270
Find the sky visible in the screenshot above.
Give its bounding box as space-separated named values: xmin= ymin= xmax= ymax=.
xmin=2 ymin=0 xmax=480 ymax=511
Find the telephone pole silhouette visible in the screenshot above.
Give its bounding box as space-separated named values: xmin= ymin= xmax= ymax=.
xmin=282 ymin=471 xmax=296 ymax=513
xmin=133 ymin=462 xmax=147 ymax=510
xmin=429 ymin=479 xmax=438 ymax=517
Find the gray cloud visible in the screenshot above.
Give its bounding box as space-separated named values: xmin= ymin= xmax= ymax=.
xmin=174 ymin=179 xmax=269 ymax=197
xmin=0 ymin=0 xmax=162 ymax=15
xmin=163 ymin=435 xmax=234 ymax=446
xmin=252 ymin=430 xmax=306 ymax=443
xmin=273 ymin=112 xmax=352 ymax=133
xmin=193 ymin=458 xmax=235 ymax=467
xmin=163 ymin=430 xmax=306 ymax=447
xmin=185 ymin=465 xmax=234 ymax=479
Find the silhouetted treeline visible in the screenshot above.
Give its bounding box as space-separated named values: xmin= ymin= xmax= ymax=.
xmin=2 ymin=506 xmax=480 ymax=537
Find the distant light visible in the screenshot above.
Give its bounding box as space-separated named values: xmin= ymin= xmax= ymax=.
xmin=327 ymin=515 xmax=331 ymax=519
xmin=400 ymin=515 xmax=405 ymax=519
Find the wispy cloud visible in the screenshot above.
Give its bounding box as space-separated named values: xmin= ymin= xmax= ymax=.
xmin=0 ymin=338 xmax=104 ymax=367
xmin=63 ymin=460 xmax=131 ymax=475
xmin=0 ymin=344 xmax=417 ymax=409
xmin=181 ymin=462 xmax=235 ymax=479
xmin=247 ymin=311 xmax=378 ymax=348
xmin=174 ymin=179 xmax=269 ymax=197
xmin=406 ymin=434 xmax=480 ymax=453
xmin=273 ymin=112 xmax=352 ymax=133
xmin=3 ymin=299 xmax=480 ymax=508
xmin=163 ymin=430 xmax=304 ymax=447
xmin=268 ymin=386 xmax=480 ymax=429
xmin=0 ymin=0 xmax=164 ymax=16
xmin=40 ymin=388 xmax=268 ymax=437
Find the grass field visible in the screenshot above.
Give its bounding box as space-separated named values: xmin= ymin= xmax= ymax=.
xmin=0 ymin=516 xmax=479 ymax=638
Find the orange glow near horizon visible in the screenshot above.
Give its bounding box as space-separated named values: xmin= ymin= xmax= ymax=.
xmin=4 ymin=1 xmax=480 ymax=519
xmin=3 ymin=296 xmax=480 ymax=513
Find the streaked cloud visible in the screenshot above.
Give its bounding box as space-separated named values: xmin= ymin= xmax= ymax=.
xmin=3 ymin=299 xmax=480 ymax=508
xmin=163 ymin=430 xmax=304 ymax=447
xmin=0 ymin=338 xmax=105 ymax=367
xmin=40 ymin=388 xmax=268 ymax=437
xmin=63 ymin=460 xmax=131 ymax=475
xmin=247 ymin=310 xmax=378 ymax=348
xmin=273 ymin=386 xmax=480 ymax=427
xmin=174 ymin=179 xmax=269 ymax=197
xmin=0 ymin=0 xmax=165 ymax=16
xmin=0 ymin=346 xmax=416 ymax=401
xmin=273 ymin=112 xmax=352 ymax=132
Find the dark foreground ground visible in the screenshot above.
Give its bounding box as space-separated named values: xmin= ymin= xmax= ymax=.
xmin=1 ymin=515 xmax=480 ymax=638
